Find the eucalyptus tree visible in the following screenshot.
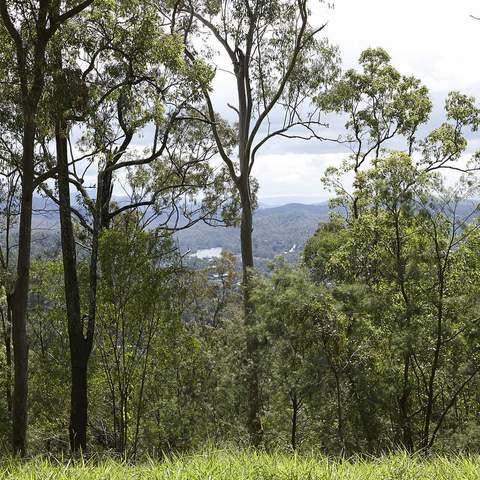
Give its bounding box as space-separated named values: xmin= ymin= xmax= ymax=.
xmin=0 ymin=0 xmax=95 ymax=455
xmin=33 ymin=0 xmax=237 ymax=451
xmin=310 ymin=49 xmax=480 ymax=449
xmin=168 ymin=0 xmax=339 ymax=445
xmin=318 ymin=48 xmax=432 ymax=219
xmin=46 ymin=0 xmax=176 ymax=451
xmin=319 ymin=48 xmax=480 ymax=219
xmin=0 ymin=66 xmax=21 ymax=422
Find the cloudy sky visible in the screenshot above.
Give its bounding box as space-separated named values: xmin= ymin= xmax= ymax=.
xmin=224 ymin=0 xmax=480 ymax=205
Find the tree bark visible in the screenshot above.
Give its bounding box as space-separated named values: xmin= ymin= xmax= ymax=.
xmin=11 ymin=116 xmax=36 ymax=456
xmin=56 ymin=116 xmax=92 ymax=452
xmin=398 ymin=354 xmax=414 ymax=452
xmin=239 ymin=184 xmax=262 ymax=446
xmin=421 ymin=231 xmax=445 ymax=451
xmin=290 ymin=391 xmax=300 ymax=451
xmin=333 ymin=369 xmax=345 ymax=452
xmin=1 ymin=297 xmax=13 ymax=415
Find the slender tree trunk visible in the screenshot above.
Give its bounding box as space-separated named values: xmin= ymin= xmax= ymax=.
xmin=398 ymin=354 xmax=414 ymax=452
xmin=421 ymin=275 xmax=444 ymax=450
xmin=239 ymin=183 xmax=262 ymax=447
xmin=132 ymin=324 xmax=155 ymax=461
xmin=1 ymin=299 xmax=13 ymax=414
xmin=392 ymin=209 xmax=415 ymax=452
xmin=333 ymin=369 xmax=345 ymax=452
xmin=290 ymin=391 xmax=300 ymax=451
xmin=2 ymin=199 xmax=14 ymax=416
xmin=11 ymin=117 xmax=36 ymax=456
xmin=56 ymin=115 xmax=91 ymax=452
xmin=86 ymin=169 xmax=106 ymax=353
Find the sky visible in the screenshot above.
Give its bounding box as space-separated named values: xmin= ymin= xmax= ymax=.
xmin=95 ymin=1 xmax=480 ymax=205
xmin=225 ymin=0 xmax=480 ymax=205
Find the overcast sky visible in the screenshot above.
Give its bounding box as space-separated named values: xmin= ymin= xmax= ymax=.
xmin=238 ymin=0 xmax=480 ymax=205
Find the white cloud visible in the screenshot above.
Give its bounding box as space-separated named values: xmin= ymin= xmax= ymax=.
xmin=254 ymin=152 xmax=348 ymax=199
xmin=252 ymin=0 xmax=480 ymax=201
xmin=323 ymin=0 xmax=480 ymax=94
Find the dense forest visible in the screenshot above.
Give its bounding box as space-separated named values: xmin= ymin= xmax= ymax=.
xmin=0 ymin=0 xmax=480 ymax=462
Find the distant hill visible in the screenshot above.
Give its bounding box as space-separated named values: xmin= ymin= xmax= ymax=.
xmin=25 ymin=199 xmax=331 ymax=265
xmin=29 ymin=197 xmax=479 ymax=270
xmin=175 ymin=199 xmax=480 ymax=269
xmin=175 ymin=203 xmax=331 ymax=268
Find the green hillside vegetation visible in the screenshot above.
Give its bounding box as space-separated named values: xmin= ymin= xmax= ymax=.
xmin=177 ymin=203 xmax=330 ymax=267
xmin=2 ymin=0 xmax=480 ymax=473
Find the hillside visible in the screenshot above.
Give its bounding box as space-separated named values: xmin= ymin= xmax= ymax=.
xmin=175 ymin=202 xmax=330 ymax=267
xmin=25 ymin=201 xmax=331 ymax=265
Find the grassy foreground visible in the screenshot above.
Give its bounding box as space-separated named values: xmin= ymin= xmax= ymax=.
xmin=1 ymin=450 xmax=480 ymax=479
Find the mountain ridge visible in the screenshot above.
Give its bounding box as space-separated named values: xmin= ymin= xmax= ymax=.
xmin=175 ymin=202 xmax=331 ymax=267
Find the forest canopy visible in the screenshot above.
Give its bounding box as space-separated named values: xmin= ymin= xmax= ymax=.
xmin=0 ymin=0 xmax=479 ymax=460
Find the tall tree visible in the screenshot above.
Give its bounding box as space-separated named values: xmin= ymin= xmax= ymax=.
xmin=0 ymin=66 xmax=22 ymax=424
xmin=35 ymin=0 xmax=236 ymax=451
xmin=0 ymin=0 xmax=94 ymax=455
xmin=318 ymin=49 xmax=480 ymax=450
xmin=173 ymin=0 xmax=339 ymax=445
xmin=53 ymin=58 xmax=92 ymax=451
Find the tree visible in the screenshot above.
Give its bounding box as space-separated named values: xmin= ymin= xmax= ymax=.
xmin=253 ymin=260 xmax=348 ymax=451
xmin=0 ymin=165 xmax=19 ymax=428
xmin=316 ymin=50 xmax=480 ymax=450
xmin=30 ymin=0 xmax=236 ymax=451
xmin=317 ymin=47 xmax=432 ymax=219
xmin=172 ymin=0 xmax=339 ymax=445
xmin=304 ymin=151 xmax=480 ymax=452
xmin=0 ymin=0 xmax=95 ymax=455
xmin=96 ymin=221 xmax=179 ymax=456
xmin=0 ymin=99 xmax=21 ymax=424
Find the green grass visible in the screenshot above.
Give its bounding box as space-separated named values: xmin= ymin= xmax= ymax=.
xmin=1 ymin=450 xmax=480 ymax=479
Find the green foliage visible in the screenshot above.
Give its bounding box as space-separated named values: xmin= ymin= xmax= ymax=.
xmin=2 ymin=0 xmax=480 ymax=460
xmin=317 ymin=47 xmax=432 ymax=143
xmin=28 ymin=261 xmax=71 ymax=451
xmin=304 ymin=150 xmax=480 ymax=452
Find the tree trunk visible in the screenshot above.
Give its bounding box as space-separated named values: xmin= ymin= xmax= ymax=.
xmin=11 ymin=117 xmax=36 ymax=456
xmin=290 ymin=391 xmax=300 ymax=451
xmin=421 ymin=274 xmax=444 ymax=451
xmin=239 ymin=184 xmax=262 ymax=447
xmin=398 ymin=354 xmax=414 ymax=452
xmin=69 ymin=358 xmax=88 ymax=451
xmin=1 ymin=297 xmax=13 ymax=415
xmin=56 ymin=117 xmax=91 ymax=452
xmin=333 ymin=370 xmax=345 ymax=452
